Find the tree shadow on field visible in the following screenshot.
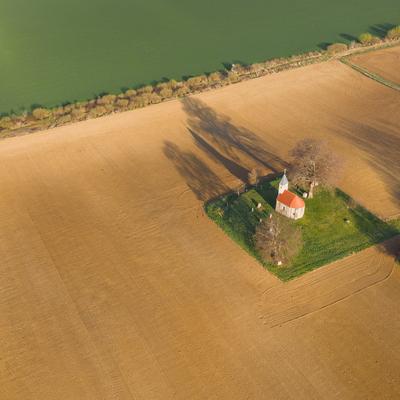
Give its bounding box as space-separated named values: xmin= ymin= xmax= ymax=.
xmin=336 ymin=118 xmax=400 ymax=205
xmin=188 ymin=128 xmax=249 ymax=182
xmin=181 ymin=97 xmax=288 ymax=174
xmin=369 ymin=23 xmax=396 ymax=38
xmin=317 ymin=42 xmax=331 ymax=50
xmin=339 ymin=33 xmax=358 ymax=42
xmin=163 ymin=141 xmax=228 ymax=201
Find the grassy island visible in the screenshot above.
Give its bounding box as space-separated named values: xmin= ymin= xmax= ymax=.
xmin=205 ymin=179 xmax=399 ymax=280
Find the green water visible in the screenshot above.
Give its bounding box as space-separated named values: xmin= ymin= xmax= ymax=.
xmin=1 ymin=0 xmax=399 ymax=114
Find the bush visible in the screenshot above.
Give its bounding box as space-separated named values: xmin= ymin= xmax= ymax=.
xmin=132 ymin=96 xmax=149 ymax=108
xmin=186 ymin=75 xmax=207 ymax=90
xmin=208 ymin=71 xmax=223 ymax=84
xmin=358 ymin=32 xmax=380 ymax=45
xmin=387 ymin=25 xmax=400 ymax=40
xmin=63 ymin=104 xmax=74 ymax=113
xmin=227 ymin=71 xmax=240 ymax=83
xmin=175 ymin=86 xmax=190 ymax=97
xmin=159 ymin=87 xmax=173 ymax=99
xmin=71 ymin=108 xmax=87 ymax=120
xmin=250 ymin=63 xmax=265 ymax=75
xmin=0 ymin=116 xmax=13 ymax=130
xmin=148 ymin=93 xmax=162 ymax=104
xmin=56 ymin=114 xmax=72 ymax=125
xmin=53 ymin=107 xmax=66 ymax=117
xmin=137 ymin=85 xmax=153 ymax=94
xmin=32 ymin=108 xmax=51 ymax=120
xmin=166 ymin=79 xmax=180 ymax=90
xmin=125 ymin=89 xmax=137 ymax=98
xmin=97 ymin=94 xmax=116 ymax=105
xmin=156 ymin=82 xmax=168 ymax=91
xmin=116 ymin=99 xmax=129 ymax=109
xmin=88 ymin=106 xmax=107 ymax=118
xmin=326 ymin=43 xmax=348 ymax=54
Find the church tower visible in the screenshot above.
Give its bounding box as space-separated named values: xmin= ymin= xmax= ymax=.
xmin=278 ymin=170 xmax=288 ymax=194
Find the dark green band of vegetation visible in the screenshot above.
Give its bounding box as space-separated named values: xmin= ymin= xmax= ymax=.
xmin=1 ymin=0 xmax=399 ymax=114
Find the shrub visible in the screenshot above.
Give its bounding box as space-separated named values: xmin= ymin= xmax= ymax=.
xmin=208 ymin=71 xmax=223 ymax=84
xmin=186 ymin=75 xmax=207 ymax=90
xmin=248 ymin=168 xmax=260 ymax=185
xmin=0 ymin=116 xmax=13 ymax=130
xmin=53 ymin=107 xmax=66 ymax=117
xmin=56 ymin=114 xmax=72 ymax=125
xmin=137 ymin=85 xmax=153 ymax=94
xmin=32 ymin=108 xmax=51 ymax=120
xmin=175 ymin=86 xmax=190 ymax=97
xmin=156 ymin=82 xmax=168 ymax=91
xmin=148 ymin=93 xmax=162 ymax=104
xmin=88 ymin=106 xmax=107 ymax=118
xmin=326 ymin=43 xmax=348 ymax=54
xmin=132 ymin=96 xmax=149 ymax=108
xmin=387 ymin=25 xmax=400 ymax=40
xmin=227 ymin=71 xmax=240 ymax=83
xmin=97 ymin=94 xmax=116 ymax=105
xmin=159 ymin=87 xmax=173 ymax=99
xmin=71 ymin=108 xmax=87 ymax=120
xmin=358 ymin=32 xmax=380 ymax=45
xmin=166 ymin=79 xmax=180 ymax=90
xmin=63 ymin=104 xmax=74 ymax=113
xmin=125 ymin=89 xmax=137 ymax=98
xmin=116 ymin=99 xmax=129 ymax=109
xmin=250 ymin=63 xmax=264 ymax=75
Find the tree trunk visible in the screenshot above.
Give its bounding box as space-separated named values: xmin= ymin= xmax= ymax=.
xmin=309 ymin=180 xmax=315 ymax=198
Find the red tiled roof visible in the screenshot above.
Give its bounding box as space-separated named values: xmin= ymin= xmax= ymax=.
xmin=277 ymin=190 xmax=305 ymax=209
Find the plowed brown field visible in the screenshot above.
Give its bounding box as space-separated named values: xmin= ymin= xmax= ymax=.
xmin=1 ymin=56 xmax=399 ymax=399
xmin=349 ymin=45 xmax=400 ymax=85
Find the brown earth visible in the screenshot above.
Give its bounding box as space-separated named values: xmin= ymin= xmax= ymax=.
xmin=0 ymin=57 xmax=400 ymax=399
xmin=349 ymin=45 xmax=400 ymax=85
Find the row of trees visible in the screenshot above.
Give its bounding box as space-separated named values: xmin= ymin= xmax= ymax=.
xmin=1 ymin=26 xmax=399 ymax=135
xmin=0 ymin=50 xmax=324 ymax=134
xmin=327 ymin=24 xmax=400 ymax=54
xmin=254 ymin=139 xmax=342 ymax=266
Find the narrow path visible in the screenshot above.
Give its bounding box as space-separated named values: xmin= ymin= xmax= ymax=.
xmin=340 ymin=57 xmax=400 ymax=91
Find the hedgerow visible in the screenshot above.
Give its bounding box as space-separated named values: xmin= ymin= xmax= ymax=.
xmin=0 ymin=25 xmax=399 ymax=137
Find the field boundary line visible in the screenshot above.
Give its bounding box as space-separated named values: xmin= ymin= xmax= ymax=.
xmin=340 ymin=57 xmax=400 ymax=92
xmin=260 ymin=235 xmax=400 ymax=328
xmin=266 ymin=255 xmax=396 ymax=329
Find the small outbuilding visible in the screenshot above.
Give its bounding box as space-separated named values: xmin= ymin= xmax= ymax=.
xmin=275 ymin=171 xmax=305 ymax=220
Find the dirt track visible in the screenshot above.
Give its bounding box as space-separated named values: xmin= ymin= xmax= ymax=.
xmin=0 ymin=57 xmax=400 ymax=399
xmin=349 ymin=45 xmax=400 ymax=85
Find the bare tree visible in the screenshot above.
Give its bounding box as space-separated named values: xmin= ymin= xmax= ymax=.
xmin=289 ymin=138 xmax=342 ymax=198
xmin=248 ymin=168 xmax=260 ymax=186
xmin=255 ymin=214 xmax=302 ymax=265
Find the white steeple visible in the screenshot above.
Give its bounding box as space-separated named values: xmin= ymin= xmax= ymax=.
xmin=278 ymin=169 xmax=288 ymax=194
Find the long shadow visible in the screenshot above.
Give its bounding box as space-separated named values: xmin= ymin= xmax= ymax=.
xmin=339 ymin=33 xmax=358 ymax=42
xmin=257 ymin=180 xmax=279 ymax=208
xmin=188 ymin=128 xmax=249 ymax=182
xmin=163 ymin=141 xmax=228 ymax=201
xmin=181 ymin=97 xmax=288 ymax=174
xmin=336 ymin=118 xmax=400 ymax=206
xmin=369 ymin=23 xmax=396 ymax=38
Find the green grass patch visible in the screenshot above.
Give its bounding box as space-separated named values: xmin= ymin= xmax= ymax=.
xmin=205 ymin=179 xmax=399 ymax=281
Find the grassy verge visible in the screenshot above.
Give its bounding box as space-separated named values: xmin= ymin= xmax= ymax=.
xmin=205 ymin=179 xmax=399 ymax=281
